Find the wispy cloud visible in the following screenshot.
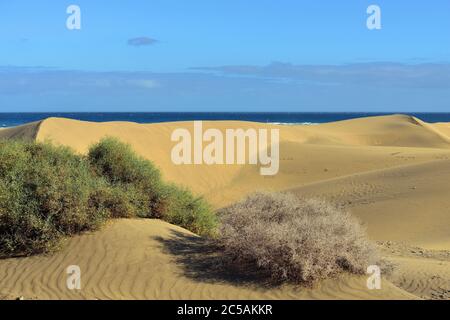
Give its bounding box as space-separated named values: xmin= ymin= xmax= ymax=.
xmin=193 ymin=62 xmax=450 ymax=89
xmin=127 ymin=37 xmax=158 ymax=47
xmin=0 ymin=63 xmax=449 ymax=112
xmin=0 ymin=68 xmax=161 ymax=94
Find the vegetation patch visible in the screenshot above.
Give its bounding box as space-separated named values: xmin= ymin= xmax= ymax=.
xmin=217 ymin=192 xmax=379 ymax=285
xmin=0 ymin=138 xmax=216 ymax=257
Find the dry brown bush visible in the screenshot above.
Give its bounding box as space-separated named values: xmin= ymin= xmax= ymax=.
xmin=217 ymin=192 xmax=379 ymax=285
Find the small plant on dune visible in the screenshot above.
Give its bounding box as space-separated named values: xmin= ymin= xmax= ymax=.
xmin=217 ymin=192 xmax=379 ymax=285
xmin=0 ymin=140 xmax=108 ymax=256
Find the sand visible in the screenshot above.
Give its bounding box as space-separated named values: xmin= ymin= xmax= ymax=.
xmin=0 ymin=219 xmax=417 ymax=300
xmin=0 ymin=114 xmax=449 ymax=300
xmin=22 ymin=115 xmax=450 ymax=207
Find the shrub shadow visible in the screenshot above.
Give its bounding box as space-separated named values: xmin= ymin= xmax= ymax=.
xmin=153 ymin=230 xmax=278 ymax=288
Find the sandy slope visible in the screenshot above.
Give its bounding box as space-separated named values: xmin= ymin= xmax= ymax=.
xmin=289 ymin=160 xmax=450 ymax=250
xmin=379 ymin=242 xmax=450 ymax=300
xmin=0 ymin=121 xmax=42 ymax=140
xmin=0 ymin=114 xmax=449 ymax=300
xmin=0 ymin=219 xmax=415 ymax=300
xmin=28 ymin=115 xmax=450 ymax=207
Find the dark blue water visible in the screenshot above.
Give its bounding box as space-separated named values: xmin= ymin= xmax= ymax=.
xmin=1 ymin=112 xmax=450 ymax=128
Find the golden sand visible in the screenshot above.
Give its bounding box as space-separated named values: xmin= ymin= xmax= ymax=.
xmin=0 ymin=114 xmax=449 ymax=300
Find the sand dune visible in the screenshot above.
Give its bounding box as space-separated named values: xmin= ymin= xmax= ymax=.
xmin=304 ymin=114 xmax=450 ymax=148
xmin=289 ymin=160 xmax=450 ymax=250
xmin=378 ymin=241 xmax=450 ymax=300
xmin=388 ymin=255 xmax=450 ymax=300
xmin=0 ymin=219 xmax=416 ymax=300
xmin=1 ymin=114 xmax=449 ymax=300
xmin=8 ymin=115 xmax=450 ymax=207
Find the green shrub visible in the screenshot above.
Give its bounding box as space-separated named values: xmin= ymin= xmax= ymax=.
xmin=88 ymin=184 xmax=139 ymax=219
xmin=87 ymin=137 xmax=165 ymax=218
xmin=88 ymin=137 xmax=217 ymax=236
xmin=217 ymin=192 xmax=379 ymax=285
xmin=0 ymin=140 xmax=108 ymax=256
xmin=163 ymin=184 xmax=217 ymax=237
xmin=0 ymin=137 xmax=217 ymax=257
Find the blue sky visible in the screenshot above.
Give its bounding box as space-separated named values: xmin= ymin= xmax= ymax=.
xmin=0 ymin=0 xmax=449 ymax=112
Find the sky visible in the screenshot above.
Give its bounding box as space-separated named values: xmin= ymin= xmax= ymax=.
xmin=0 ymin=0 xmax=449 ymax=112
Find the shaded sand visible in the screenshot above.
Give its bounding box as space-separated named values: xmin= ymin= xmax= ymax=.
xmin=0 ymin=114 xmax=449 ymax=300
xmin=0 ymin=121 xmax=42 ymax=141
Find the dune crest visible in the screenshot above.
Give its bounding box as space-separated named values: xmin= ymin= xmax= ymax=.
xmin=23 ymin=115 xmax=450 ymax=207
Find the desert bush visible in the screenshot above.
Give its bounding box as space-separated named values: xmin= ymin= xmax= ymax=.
xmin=217 ymin=192 xmax=379 ymax=285
xmin=88 ymin=137 xmax=217 ymax=236
xmin=0 ymin=140 xmax=108 ymax=256
xmin=0 ymin=137 xmax=217 ymax=257
xmin=162 ymin=184 xmax=217 ymax=237
xmin=87 ymin=137 xmax=166 ymax=218
xmin=88 ymin=184 xmax=139 ymax=219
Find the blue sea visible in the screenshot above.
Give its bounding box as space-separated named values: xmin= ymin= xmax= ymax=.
xmin=1 ymin=112 xmax=450 ymax=128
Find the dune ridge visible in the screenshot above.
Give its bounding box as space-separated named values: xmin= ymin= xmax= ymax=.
xmin=1 ymin=114 xmax=449 ymax=300
xmin=2 ymin=115 xmax=449 ymax=208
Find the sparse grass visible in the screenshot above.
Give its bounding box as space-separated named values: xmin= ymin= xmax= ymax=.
xmin=0 ymin=137 xmax=217 ymax=257
xmin=217 ymin=192 xmax=379 ymax=285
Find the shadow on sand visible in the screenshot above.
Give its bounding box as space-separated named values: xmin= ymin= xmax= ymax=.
xmin=153 ymin=230 xmax=278 ymax=288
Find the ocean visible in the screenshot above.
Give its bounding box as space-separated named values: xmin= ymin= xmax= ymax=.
xmin=1 ymin=112 xmax=450 ymax=128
